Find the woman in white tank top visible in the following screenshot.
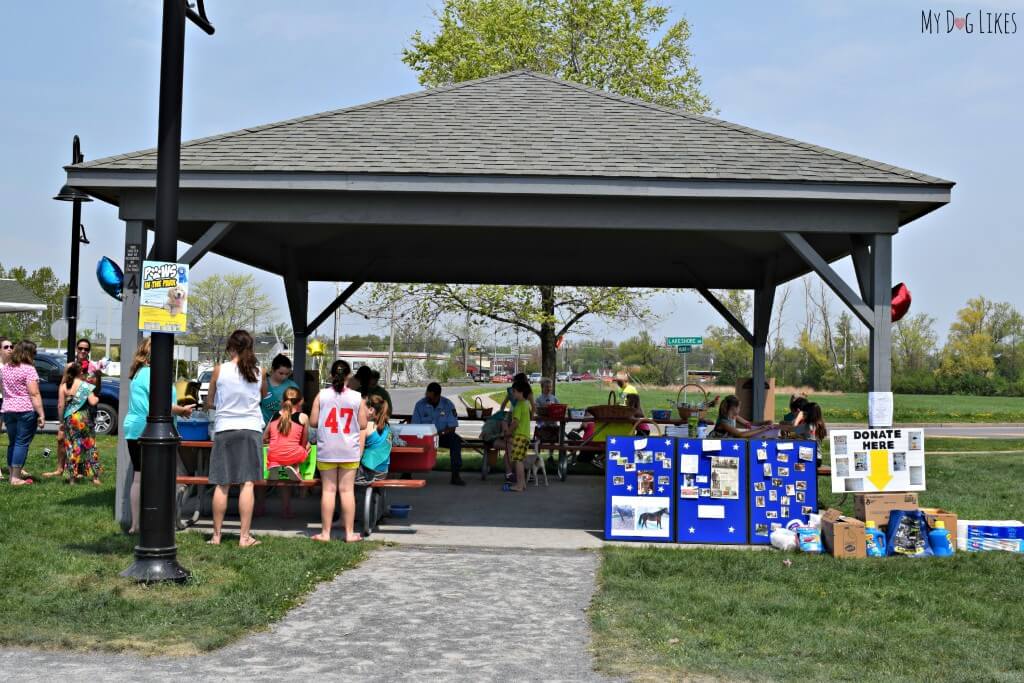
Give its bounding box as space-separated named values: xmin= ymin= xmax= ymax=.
xmin=309 ymin=360 xmax=367 ymax=542
xmin=204 ymin=330 xmax=268 ymax=548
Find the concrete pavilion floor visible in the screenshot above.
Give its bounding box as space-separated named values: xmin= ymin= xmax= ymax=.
xmin=191 ymin=469 xmax=772 ymax=552
xmin=190 ymin=469 xmax=609 ymax=550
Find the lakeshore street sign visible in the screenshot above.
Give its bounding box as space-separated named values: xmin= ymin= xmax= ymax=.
xmin=667 ymin=336 xmax=702 ymax=346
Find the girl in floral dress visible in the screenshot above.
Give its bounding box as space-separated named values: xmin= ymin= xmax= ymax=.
xmin=57 ymin=363 xmax=101 ymax=484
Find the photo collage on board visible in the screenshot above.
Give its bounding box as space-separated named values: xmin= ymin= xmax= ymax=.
xmin=606 ymin=437 xmax=674 ymax=540
xmin=750 ymin=440 xmax=817 ymax=540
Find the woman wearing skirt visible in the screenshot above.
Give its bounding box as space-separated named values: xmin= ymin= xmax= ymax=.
xmin=205 ymin=329 xmax=268 ymax=548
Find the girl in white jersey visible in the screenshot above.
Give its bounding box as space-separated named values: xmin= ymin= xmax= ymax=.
xmin=309 ymin=359 xmax=367 ymax=542
xmin=205 ymin=330 xmax=268 ymax=548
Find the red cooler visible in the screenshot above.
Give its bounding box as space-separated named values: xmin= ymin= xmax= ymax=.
xmin=391 ymin=424 xmax=439 ymax=472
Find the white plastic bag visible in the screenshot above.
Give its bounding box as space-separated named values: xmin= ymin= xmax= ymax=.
xmin=771 ymin=528 xmax=798 ymax=551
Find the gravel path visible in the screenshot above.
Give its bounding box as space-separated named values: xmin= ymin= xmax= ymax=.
xmin=1 ymin=545 xmax=613 ymax=682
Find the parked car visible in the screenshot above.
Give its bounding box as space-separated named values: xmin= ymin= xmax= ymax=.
xmin=197 ymin=369 xmax=213 ymax=405
xmin=471 ymin=371 xmax=491 ymax=382
xmin=571 ymin=371 xmax=595 ymax=381
xmin=28 ymin=352 xmax=121 ymax=436
xmin=528 ymin=372 xmax=542 ymax=384
xmin=555 ymin=371 xmax=571 ymax=382
xmin=490 ymin=374 xmax=512 ymax=384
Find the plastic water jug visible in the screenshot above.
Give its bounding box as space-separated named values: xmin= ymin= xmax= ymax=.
xmin=929 ymin=520 xmax=954 ymax=557
xmin=865 ymin=520 xmax=887 ymax=557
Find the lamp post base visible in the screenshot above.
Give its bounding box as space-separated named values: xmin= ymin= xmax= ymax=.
xmin=120 ymin=547 xmax=191 ymax=584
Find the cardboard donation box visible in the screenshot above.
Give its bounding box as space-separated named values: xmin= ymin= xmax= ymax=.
xmin=921 ymin=508 xmax=959 ymax=548
xmin=854 ymin=492 xmax=919 ymax=528
xmin=392 ymin=424 xmax=438 ymax=472
xmin=735 ymin=377 xmax=775 ymax=423
xmin=821 ymin=508 xmax=866 ymax=558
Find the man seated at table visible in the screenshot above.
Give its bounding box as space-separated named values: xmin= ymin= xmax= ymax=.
xmin=412 ymin=382 xmax=465 ymax=486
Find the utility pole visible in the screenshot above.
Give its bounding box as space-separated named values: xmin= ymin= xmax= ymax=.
xmin=104 ymin=298 xmax=113 ymax=358
xmin=386 ymin=302 xmax=396 ymax=387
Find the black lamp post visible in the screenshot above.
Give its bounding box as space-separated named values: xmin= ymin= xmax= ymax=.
xmin=121 ymin=0 xmax=214 ymax=584
xmin=53 ymin=136 xmax=92 ymax=364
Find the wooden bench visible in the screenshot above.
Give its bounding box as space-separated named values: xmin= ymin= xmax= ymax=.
xmin=175 ymin=440 xmax=430 ymax=537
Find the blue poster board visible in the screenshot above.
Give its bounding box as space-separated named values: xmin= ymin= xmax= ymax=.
xmin=604 ymin=436 xmax=675 ymax=542
xmin=747 ymin=440 xmax=819 ymax=544
xmin=676 ymin=438 xmax=748 ymax=544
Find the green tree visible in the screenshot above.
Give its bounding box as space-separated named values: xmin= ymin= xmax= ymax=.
xmin=618 ymin=330 xmax=682 ymax=385
xmin=404 ymin=0 xmax=713 ymax=112
xmin=0 ymin=264 xmax=69 ymax=344
xmin=362 ymin=284 xmax=656 ymax=383
xmin=394 ymin=0 xmax=713 ymax=383
xmin=937 ymin=296 xmax=1024 ymax=393
xmin=185 ymin=274 xmax=274 ymax=362
xmin=893 ymin=313 xmax=938 ymax=373
xmin=701 ymin=290 xmax=751 ymax=387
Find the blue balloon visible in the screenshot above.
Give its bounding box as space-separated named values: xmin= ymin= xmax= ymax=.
xmin=96 ymin=256 xmax=124 ymax=301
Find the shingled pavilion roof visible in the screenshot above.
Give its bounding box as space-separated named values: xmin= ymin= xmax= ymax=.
xmin=77 ymin=70 xmax=950 ymax=187
xmin=66 ymin=70 xmax=952 ymax=289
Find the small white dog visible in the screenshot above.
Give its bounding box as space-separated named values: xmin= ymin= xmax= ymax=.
xmin=524 ymin=442 xmax=548 ymax=486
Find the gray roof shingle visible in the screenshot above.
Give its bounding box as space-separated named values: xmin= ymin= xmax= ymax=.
xmin=0 ymin=279 xmax=44 ymax=306
xmin=75 ymin=71 xmax=951 ymax=185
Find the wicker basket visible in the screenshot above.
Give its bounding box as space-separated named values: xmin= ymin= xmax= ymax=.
xmin=588 ymin=391 xmax=637 ymax=420
xmin=676 ymin=383 xmax=712 ymax=420
xmin=465 ymin=395 xmax=493 ymax=420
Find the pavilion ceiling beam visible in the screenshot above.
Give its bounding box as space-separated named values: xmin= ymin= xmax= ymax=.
xmin=782 ymin=232 xmax=875 ymax=329
xmin=677 ymin=260 xmax=755 ymax=344
xmin=696 ymin=287 xmax=754 ymax=346
xmin=850 ymin=235 xmax=873 ymax=303
xmin=178 ymin=221 xmax=235 ymax=267
xmin=306 ymin=281 xmax=364 ymax=334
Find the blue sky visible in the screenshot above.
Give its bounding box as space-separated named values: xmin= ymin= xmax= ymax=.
xmin=1 ymin=1 xmax=1021 ymax=347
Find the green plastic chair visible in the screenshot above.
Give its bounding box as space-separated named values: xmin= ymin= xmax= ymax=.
xmin=263 ymin=444 xmax=318 ymax=480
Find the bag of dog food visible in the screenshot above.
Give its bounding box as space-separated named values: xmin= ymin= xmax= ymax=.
xmin=887 ymin=509 xmax=932 ymax=557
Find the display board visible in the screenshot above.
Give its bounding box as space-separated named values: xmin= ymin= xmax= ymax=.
xmin=604 ymin=436 xmax=675 ymax=542
xmin=676 ymin=438 xmax=747 ymax=544
xmin=747 ymin=440 xmax=818 ymax=544
xmin=829 ymin=428 xmax=926 ymax=493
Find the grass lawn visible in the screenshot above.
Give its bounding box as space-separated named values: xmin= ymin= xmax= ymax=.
xmin=467 ymin=382 xmax=1024 ymax=423
xmin=591 ymin=450 xmax=1024 ymax=681
xmin=0 ymin=434 xmax=367 ymax=655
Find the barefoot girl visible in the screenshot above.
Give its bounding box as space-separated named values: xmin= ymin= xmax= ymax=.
xmin=309 ymin=360 xmax=367 ymax=542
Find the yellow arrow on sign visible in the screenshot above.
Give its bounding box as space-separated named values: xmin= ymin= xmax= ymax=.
xmin=867 ymin=449 xmax=893 ymax=490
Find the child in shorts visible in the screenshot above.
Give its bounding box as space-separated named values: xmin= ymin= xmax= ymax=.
xmin=504 ymin=380 xmax=532 ymax=492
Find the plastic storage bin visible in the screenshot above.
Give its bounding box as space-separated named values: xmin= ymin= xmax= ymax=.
xmin=177 ymin=417 xmax=210 ymax=441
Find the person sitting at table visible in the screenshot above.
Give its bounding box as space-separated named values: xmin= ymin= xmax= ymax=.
xmin=533 ymin=377 xmax=560 ymax=454
xmin=367 ymin=370 xmax=393 ymax=414
xmin=612 ymin=371 xmax=639 ymax=406
xmin=625 ymin=393 xmax=650 ymax=436
xmin=260 ymin=354 xmax=300 ymax=427
xmin=792 ymin=402 xmax=828 ymax=443
xmin=782 ymin=394 xmax=808 ymax=426
xmin=708 ymin=395 xmax=774 ymax=439
xmin=264 ymin=386 xmax=310 ymax=519
xmin=412 ymin=382 xmax=465 ymax=486
xmin=357 ymin=394 xmax=392 ymax=485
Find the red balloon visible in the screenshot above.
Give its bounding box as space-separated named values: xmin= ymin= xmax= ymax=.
xmin=891 ymin=283 xmax=911 ymax=322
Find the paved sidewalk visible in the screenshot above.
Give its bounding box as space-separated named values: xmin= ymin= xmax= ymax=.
xmin=1 ymin=545 xmax=613 ymax=682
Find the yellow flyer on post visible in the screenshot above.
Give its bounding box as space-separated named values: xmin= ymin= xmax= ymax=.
xmin=138 ymin=261 xmax=189 ymax=334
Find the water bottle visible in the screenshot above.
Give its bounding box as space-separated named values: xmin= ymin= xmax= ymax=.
xmin=929 ymin=520 xmax=954 ymax=557
xmin=696 ymin=421 xmax=709 ymax=439
xmin=865 ymin=520 xmax=887 ymax=557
